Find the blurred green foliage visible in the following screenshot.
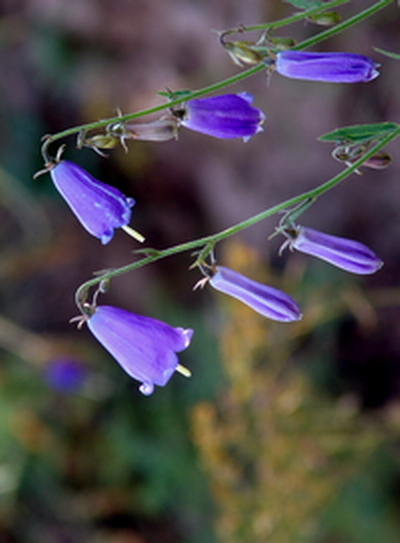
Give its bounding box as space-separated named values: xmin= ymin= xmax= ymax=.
xmin=191 ymin=241 xmax=400 ymax=543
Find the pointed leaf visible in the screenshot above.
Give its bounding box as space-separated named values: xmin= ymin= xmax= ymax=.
xmin=318 ymin=122 xmax=398 ymax=144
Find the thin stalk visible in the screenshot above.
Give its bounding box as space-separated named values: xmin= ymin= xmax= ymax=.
xmin=240 ymin=0 xmax=350 ymax=32
xmin=75 ymin=124 xmax=400 ymax=312
xmin=41 ymin=64 xmax=265 ymax=152
xmin=292 ymin=0 xmax=393 ymax=50
xmin=41 ymin=0 xmax=391 ymax=151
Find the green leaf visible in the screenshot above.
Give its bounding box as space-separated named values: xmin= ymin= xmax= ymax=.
xmin=374 ymin=47 xmax=400 ymax=61
xmin=318 ymin=122 xmax=398 ymax=144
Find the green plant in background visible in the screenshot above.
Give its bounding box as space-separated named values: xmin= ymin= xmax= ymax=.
xmin=191 ymin=241 xmax=400 ymax=543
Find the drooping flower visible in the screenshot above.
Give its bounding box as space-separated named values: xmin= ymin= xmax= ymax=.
xmin=178 ymin=93 xmax=265 ymax=140
xmin=50 ymin=160 xmax=139 ymax=244
xmin=275 ymin=51 xmax=380 ymax=83
xmin=86 ymin=305 xmax=193 ymax=395
xmin=208 ymin=266 xmax=302 ymax=322
xmin=281 ymin=225 xmax=383 ymax=274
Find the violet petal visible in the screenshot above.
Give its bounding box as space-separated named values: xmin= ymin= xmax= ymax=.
xmin=275 ymin=51 xmax=380 ymax=83
xmin=209 ymin=266 xmax=302 ymax=322
xmin=286 ymin=226 xmax=383 ymax=274
xmin=87 ymin=306 xmax=193 ymax=395
xmin=181 ymin=93 xmax=265 ymax=140
xmin=50 ymin=160 xmax=135 ymax=244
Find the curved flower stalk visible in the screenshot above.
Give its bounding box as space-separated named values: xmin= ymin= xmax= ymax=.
xmin=208 ymin=265 xmax=302 ymax=322
xmin=281 ymin=225 xmax=383 ymax=275
xmin=49 ymin=160 xmax=144 ymax=244
xmin=86 ymin=305 xmax=193 ymax=395
xmin=177 ymin=93 xmax=265 ymax=140
xmin=274 ymin=51 xmax=380 ymax=83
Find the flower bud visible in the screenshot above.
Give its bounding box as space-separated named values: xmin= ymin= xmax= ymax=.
xmin=111 ymin=118 xmax=179 ymax=143
xmin=275 ymin=51 xmax=380 ymax=83
xmin=223 ymin=41 xmax=267 ymax=66
xmin=267 ymin=36 xmax=296 ymax=51
xmin=281 ymin=226 xmax=383 ymax=275
xmin=306 ymin=12 xmax=341 ymax=26
xmin=360 ymin=151 xmax=392 ymax=170
xmin=78 ymin=133 xmax=120 ymax=151
xmin=209 ymin=266 xmax=302 ymax=322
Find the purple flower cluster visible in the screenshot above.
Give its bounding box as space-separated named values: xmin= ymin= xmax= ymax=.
xmin=47 ymin=94 xmax=265 ymax=244
xmin=40 ymin=45 xmax=385 ymax=396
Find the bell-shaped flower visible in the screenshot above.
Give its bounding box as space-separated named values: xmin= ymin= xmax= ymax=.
xmin=275 ymin=51 xmax=380 ymax=83
xmin=209 ymin=266 xmax=302 ymax=322
xmin=50 ymin=160 xmax=138 ymax=244
xmin=281 ymin=225 xmax=383 ymax=274
xmin=86 ymin=305 xmax=193 ymax=395
xmin=178 ymin=92 xmax=265 ymax=140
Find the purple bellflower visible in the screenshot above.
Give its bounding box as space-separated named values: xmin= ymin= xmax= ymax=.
xmin=209 ymin=266 xmax=302 ymax=322
xmin=281 ymin=225 xmax=383 ymax=275
xmin=275 ymin=51 xmax=380 ymax=83
xmin=86 ymin=305 xmax=193 ymax=395
xmin=50 ymin=160 xmax=138 ymax=244
xmin=179 ymin=92 xmax=265 ymax=140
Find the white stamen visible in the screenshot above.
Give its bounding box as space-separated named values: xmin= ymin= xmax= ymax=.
xmin=121 ymin=225 xmax=145 ymax=243
xmin=176 ymin=364 xmax=192 ymax=378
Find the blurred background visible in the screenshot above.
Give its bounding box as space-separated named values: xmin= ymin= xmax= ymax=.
xmin=1 ymin=0 xmax=400 ymax=541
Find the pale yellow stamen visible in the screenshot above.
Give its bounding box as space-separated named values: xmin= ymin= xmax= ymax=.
xmin=176 ymin=364 xmax=192 ymax=378
xmin=121 ymin=225 xmax=145 ymax=243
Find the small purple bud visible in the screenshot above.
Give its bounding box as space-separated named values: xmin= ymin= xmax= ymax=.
xmin=275 ymin=51 xmax=380 ymax=83
xmin=179 ymin=93 xmax=265 ymax=140
xmin=87 ymin=306 xmax=193 ymax=395
xmin=209 ymin=266 xmax=302 ymax=322
xmin=282 ymin=226 xmax=383 ymax=275
xmin=50 ymin=160 xmax=135 ymax=244
xmin=44 ymin=358 xmax=87 ymax=393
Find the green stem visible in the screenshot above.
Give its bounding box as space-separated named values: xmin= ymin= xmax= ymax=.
xmin=240 ymin=0 xmax=350 ymax=32
xmin=75 ymin=124 xmax=400 ymax=312
xmin=292 ymin=0 xmax=393 ymax=51
xmin=42 ymin=63 xmax=265 ymax=153
xmin=42 ymin=0 xmax=390 ymax=151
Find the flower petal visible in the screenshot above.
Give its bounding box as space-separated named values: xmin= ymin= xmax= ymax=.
xmin=275 ymin=51 xmax=380 ymax=83
xmin=87 ymin=306 xmax=193 ymax=394
xmin=50 ymin=160 xmax=135 ymax=244
xmin=180 ymin=93 xmax=265 ymax=140
xmin=209 ymin=266 xmax=302 ymax=322
xmin=284 ymin=226 xmax=383 ymax=274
